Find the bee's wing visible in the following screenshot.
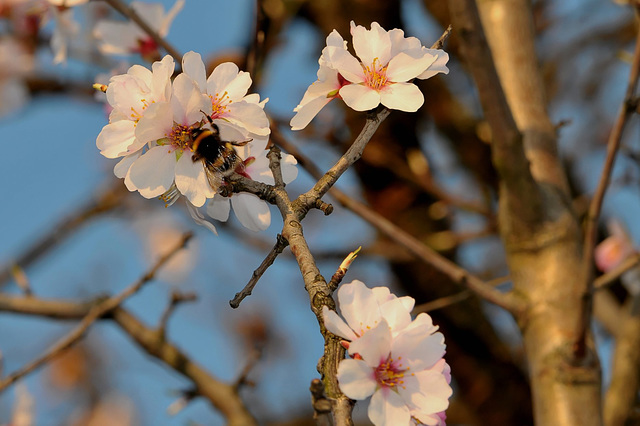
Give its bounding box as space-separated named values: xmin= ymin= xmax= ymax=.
xmin=204 ymin=165 xmax=223 ymax=193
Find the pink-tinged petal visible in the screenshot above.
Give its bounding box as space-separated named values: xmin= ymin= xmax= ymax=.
xmin=182 ymin=51 xmax=207 ymax=89
xmin=322 ymin=306 xmax=358 ymax=341
xmin=206 ymin=62 xmax=251 ymax=101
xmin=290 ymin=96 xmax=333 ymax=131
xmin=222 ymin=70 xmax=252 ymax=102
xmin=281 ymin=154 xmax=298 ymax=184
xmin=349 ymin=320 xmax=392 ymax=367
xmin=340 ymin=84 xmax=381 ymax=111
xmin=150 ymin=55 xmax=175 ymax=101
xmin=336 ymin=359 xmax=377 ymax=400
xmin=351 ymin=21 xmax=392 ymax=67
xmin=417 ymin=50 xmax=450 ymax=80
xmin=244 ymin=154 xmax=272 ymax=184
xmin=326 ymin=29 xmax=347 ymax=49
xmin=403 ymin=313 xmax=438 ymax=335
xmin=388 ymin=28 xmax=421 ymax=57
xmin=226 ymin=101 xmax=270 ymax=136
xmin=114 ymin=151 xmax=141 ymax=178
xmin=230 ymin=193 xmax=271 ymax=231
xmin=107 ymin=74 xmax=149 ymax=115
xmin=392 ymin=328 xmax=445 ymax=371
xmin=135 ymin=102 xmax=173 ymax=143
xmin=337 ymin=280 xmax=383 ymax=336
xmin=379 ymin=82 xmax=424 ymax=112
xmin=399 ymin=370 xmax=452 ymax=414
xmin=323 ymin=47 xmax=364 ymax=83
xmin=158 ymin=0 xmax=185 ymax=36
xmin=96 ymin=120 xmax=137 ymax=158
xmin=125 ymin=145 xmax=176 ymax=198
xmin=175 ymin=154 xmax=215 ymax=207
xmin=386 ymin=52 xmax=437 ymax=82
xmin=245 ymin=135 xmax=269 ymax=157
xmin=369 ymin=388 xmax=411 ymax=426
xmin=371 ymin=286 xmax=393 ymax=303
xmin=171 ymin=73 xmax=209 ymax=125
xmin=187 ymin=202 xmax=218 ymax=235
xmin=125 ymin=65 xmax=153 ymax=85
xmin=379 ymin=298 xmax=413 ymax=332
xmin=206 ymin=195 xmax=230 ymax=222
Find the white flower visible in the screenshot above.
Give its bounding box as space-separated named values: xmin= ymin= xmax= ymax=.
xmin=205 ymin=145 xmax=298 ymax=232
xmin=324 ymin=280 xmax=452 ymax=426
xmin=322 ymin=279 xmax=415 ymax=342
xmin=182 ymin=51 xmax=270 ymax=137
xmin=337 ymin=318 xmax=451 ymax=426
xmin=96 ymin=55 xmax=174 ymax=158
xmin=93 ymin=0 xmax=184 ymax=59
xmin=121 ymin=72 xmax=213 ymax=206
xmin=291 ymin=21 xmax=449 ymax=130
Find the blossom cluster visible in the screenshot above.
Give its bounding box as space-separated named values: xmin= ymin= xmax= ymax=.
xmin=291 ymin=21 xmax=450 ymax=130
xmin=96 ymin=52 xmax=298 ymax=233
xmin=324 ymin=280 xmax=452 ymax=425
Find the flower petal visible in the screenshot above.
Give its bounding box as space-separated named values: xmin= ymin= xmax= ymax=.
xmin=322 ymin=306 xmax=358 ymax=341
xmin=399 ymin=370 xmax=452 ymax=414
xmin=290 ymin=95 xmax=333 ymax=130
xmin=336 ymin=359 xmax=377 ymax=400
xmin=96 ymin=120 xmax=137 ymax=158
xmin=339 ymin=84 xmax=381 ymax=111
xmin=351 ymin=21 xmax=391 ymax=67
xmin=187 ymin=201 xmax=218 ymax=235
xmin=135 ymin=101 xmax=173 ymax=143
xmin=226 ymin=101 xmax=270 ymax=136
xmin=125 ymin=145 xmax=176 ymax=198
xmin=175 ymin=153 xmax=215 ymax=207
xmin=392 ymin=326 xmax=446 ymax=371
xmin=349 ymin=319 xmax=391 ymax=366
xmin=182 ymin=51 xmax=207 ymax=90
xmin=114 ymin=151 xmax=141 ymax=178
xmin=206 ymin=195 xmax=231 ymax=222
xmin=337 ymin=280 xmax=383 ymax=336
xmin=171 ymin=73 xmax=209 ymax=125
xmin=368 ymin=388 xmax=411 ymax=426
xmin=379 ymin=82 xmax=424 ymax=112
xmin=417 ymin=49 xmax=450 ymax=80
xmin=386 ymin=51 xmax=437 ymax=83
xmin=230 ymin=193 xmax=271 ymax=231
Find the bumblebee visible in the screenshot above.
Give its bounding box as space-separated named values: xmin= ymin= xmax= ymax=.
xmin=191 ymin=115 xmax=250 ymax=193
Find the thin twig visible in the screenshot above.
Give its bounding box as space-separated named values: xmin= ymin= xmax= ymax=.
xmin=0 ymin=232 xmax=193 ymax=393
xmin=0 ymin=294 xmax=256 ymax=425
xmin=229 ymin=235 xmax=288 ymax=308
xmin=576 ymin=25 xmax=640 ymax=358
xmin=158 ymin=291 xmax=197 ymax=340
xmin=273 ymin=129 xmax=525 ymax=314
xmin=101 ymin=0 xmax=183 ymax=64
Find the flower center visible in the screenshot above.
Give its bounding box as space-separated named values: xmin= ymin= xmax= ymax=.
xmin=363 ymin=57 xmax=388 ymax=91
xmin=210 ymin=91 xmax=231 ymax=119
xmin=165 ymin=122 xmax=202 ymax=152
xmin=374 ymin=356 xmax=408 ymax=389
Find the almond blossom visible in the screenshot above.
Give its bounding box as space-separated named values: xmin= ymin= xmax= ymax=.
xmin=291 ymin=21 xmax=449 ymax=130
xmin=96 ymin=55 xmax=174 ymax=159
xmin=93 ymin=0 xmax=184 ymax=60
xmin=324 ymin=280 xmax=452 ymax=426
xmin=181 ymin=51 xmax=270 ymax=137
